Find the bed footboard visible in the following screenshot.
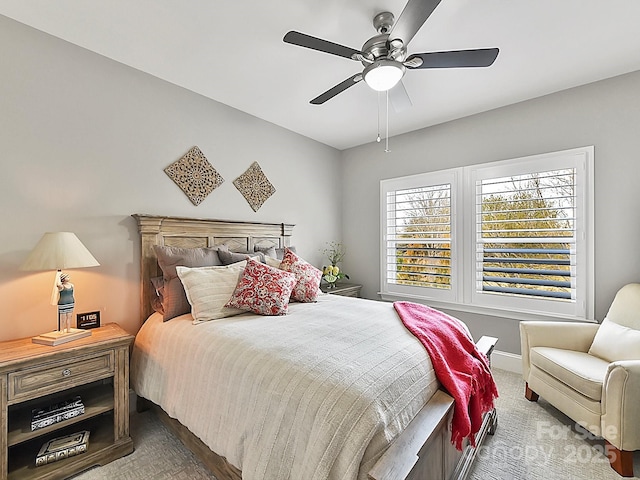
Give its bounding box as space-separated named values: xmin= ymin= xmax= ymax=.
xmin=368 ymin=335 xmax=498 ymax=480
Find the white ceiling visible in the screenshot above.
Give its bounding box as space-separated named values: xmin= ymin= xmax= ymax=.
xmin=2 ymin=0 xmax=640 ymax=150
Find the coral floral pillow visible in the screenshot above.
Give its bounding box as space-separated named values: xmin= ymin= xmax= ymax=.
xmin=279 ymin=248 xmax=322 ymax=303
xmin=225 ymin=258 xmax=297 ymax=316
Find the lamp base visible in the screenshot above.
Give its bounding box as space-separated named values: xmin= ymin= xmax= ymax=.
xmin=32 ymin=328 xmax=91 ymax=346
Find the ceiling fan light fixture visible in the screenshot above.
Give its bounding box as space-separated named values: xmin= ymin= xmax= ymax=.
xmin=363 ymin=60 xmax=405 ymax=92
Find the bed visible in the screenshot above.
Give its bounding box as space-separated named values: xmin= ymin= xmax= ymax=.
xmin=130 ymin=214 xmax=498 ymax=480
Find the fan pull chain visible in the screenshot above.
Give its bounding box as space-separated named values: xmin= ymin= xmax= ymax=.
xmin=385 ymin=90 xmax=390 ymax=153
xmin=376 ymin=91 xmax=381 ymax=143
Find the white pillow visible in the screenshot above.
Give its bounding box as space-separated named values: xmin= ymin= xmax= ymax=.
xmin=264 ymin=256 xmax=282 ymax=268
xmin=176 ymin=261 xmax=247 ymax=324
xmin=588 ymin=317 xmax=640 ymax=362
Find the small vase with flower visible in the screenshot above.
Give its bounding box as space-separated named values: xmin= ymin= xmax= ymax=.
xmin=321 ymin=242 xmax=349 ymax=289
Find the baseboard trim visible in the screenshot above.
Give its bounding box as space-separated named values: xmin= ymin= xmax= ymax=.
xmin=491 ymin=350 xmax=522 ymax=374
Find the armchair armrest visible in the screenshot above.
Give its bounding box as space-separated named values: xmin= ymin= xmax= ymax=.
xmin=602 ymin=360 xmax=640 ymax=451
xmin=520 ymin=321 xmax=600 ymax=380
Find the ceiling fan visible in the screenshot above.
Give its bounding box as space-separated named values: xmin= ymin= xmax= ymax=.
xmin=283 ymin=0 xmax=499 ymax=106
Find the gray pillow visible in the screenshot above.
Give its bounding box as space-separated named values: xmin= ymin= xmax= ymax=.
xmin=253 ymin=245 xmax=277 ymax=259
xmin=154 ymin=245 xmax=223 ymax=321
xmin=255 ymin=245 xmax=296 ymax=260
xmin=276 ymin=246 xmax=295 ymax=260
xmin=150 ymin=276 xmax=165 ymax=315
xmin=218 ymin=249 xmax=263 ymax=265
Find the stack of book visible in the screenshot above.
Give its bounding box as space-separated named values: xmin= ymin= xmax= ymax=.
xmin=31 ymin=396 xmax=85 ymax=431
xmin=35 ymin=430 xmax=90 ymax=467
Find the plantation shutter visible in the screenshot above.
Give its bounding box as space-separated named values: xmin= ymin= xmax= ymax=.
xmin=385 ymin=183 xmax=452 ymax=290
xmin=475 ymin=168 xmax=576 ymax=301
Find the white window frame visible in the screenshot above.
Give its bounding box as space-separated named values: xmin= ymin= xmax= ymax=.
xmin=380 ymin=146 xmax=594 ymax=321
xmin=380 ymin=169 xmax=462 ymax=303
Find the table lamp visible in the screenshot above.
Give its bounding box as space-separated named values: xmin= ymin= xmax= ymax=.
xmin=21 ymin=232 xmax=100 ymax=346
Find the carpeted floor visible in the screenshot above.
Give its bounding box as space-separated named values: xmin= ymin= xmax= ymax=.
xmin=468 ymin=369 xmax=639 ymax=480
xmin=73 ymin=368 xmax=639 ymax=479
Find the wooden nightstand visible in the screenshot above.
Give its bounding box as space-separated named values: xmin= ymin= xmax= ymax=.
xmin=0 ymin=323 xmax=134 ymax=480
xmin=321 ymin=282 xmax=362 ymax=298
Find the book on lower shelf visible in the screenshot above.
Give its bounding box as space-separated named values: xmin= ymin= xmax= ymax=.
xmin=31 ymin=396 xmax=85 ymax=431
xmin=35 ymin=430 xmax=90 ymax=467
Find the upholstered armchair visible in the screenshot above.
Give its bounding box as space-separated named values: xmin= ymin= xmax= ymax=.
xmin=520 ymin=283 xmax=640 ymax=477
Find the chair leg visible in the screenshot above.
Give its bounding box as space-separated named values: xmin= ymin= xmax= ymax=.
xmin=606 ymin=441 xmax=634 ymax=477
xmin=524 ymin=383 xmax=539 ymax=402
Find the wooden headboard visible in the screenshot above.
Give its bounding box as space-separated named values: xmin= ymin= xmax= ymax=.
xmin=133 ymin=214 xmax=294 ymax=324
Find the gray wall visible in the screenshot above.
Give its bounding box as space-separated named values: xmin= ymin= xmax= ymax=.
xmin=341 ymin=70 xmax=640 ymax=354
xmin=2 ymin=13 xmax=639 ymax=353
xmin=0 ymin=16 xmax=342 ymax=341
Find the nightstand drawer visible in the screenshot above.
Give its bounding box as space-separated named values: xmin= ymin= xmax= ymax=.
xmin=8 ymin=350 xmax=115 ymax=403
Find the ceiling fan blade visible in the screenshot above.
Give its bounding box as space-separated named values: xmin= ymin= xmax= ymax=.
xmin=389 ymin=0 xmax=442 ymax=46
xmin=310 ymin=74 xmax=363 ymax=105
xmin=283 ymin=31 xmax=361 ymax=60
xmin=389 ymin=80 xmax=413 ymax=113
xmin=406 ymin=48 xmax=499 ymax=69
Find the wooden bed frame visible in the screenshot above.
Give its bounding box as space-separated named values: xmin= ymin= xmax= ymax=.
xmin=133 ymin=213 xmax=498 ymax=480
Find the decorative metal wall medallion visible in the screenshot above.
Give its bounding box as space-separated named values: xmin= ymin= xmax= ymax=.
xmin=233 ymin=162 xmax=276 ymax=212
xmin=164 ymin=146 xmax=224 ymax=206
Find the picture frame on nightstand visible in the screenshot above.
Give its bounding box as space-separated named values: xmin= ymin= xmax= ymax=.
xmin=76 ymin=311 xmax=100 ymax=329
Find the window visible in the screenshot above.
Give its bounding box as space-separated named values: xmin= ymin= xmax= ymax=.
xmin=381 ymin=147 xmax=594 ymax=320
xmin=381 ymin=169 xmax=460 ymax=302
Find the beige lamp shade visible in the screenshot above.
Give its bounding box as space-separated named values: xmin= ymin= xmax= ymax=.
xmin=21 ymin=232 xmax=100 ymax=271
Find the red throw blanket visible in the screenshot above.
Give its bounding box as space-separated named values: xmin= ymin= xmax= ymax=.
xmin=393 ymin=301 xmax=498 ymax=450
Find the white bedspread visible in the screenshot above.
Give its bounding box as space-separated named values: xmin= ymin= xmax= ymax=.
xmin=131 ymin=294 xmax=440 ymax=480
